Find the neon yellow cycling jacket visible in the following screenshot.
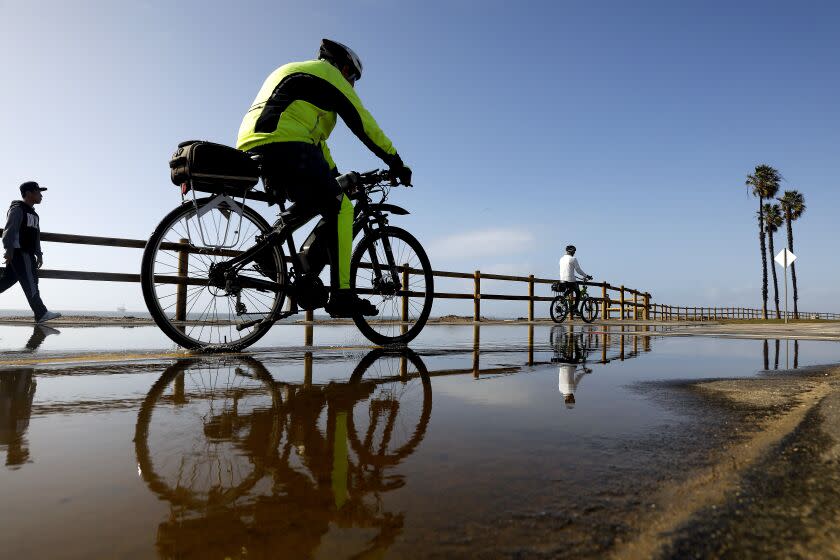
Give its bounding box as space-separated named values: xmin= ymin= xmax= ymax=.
xmin=236 ymin=59 xmax=400 ymax=170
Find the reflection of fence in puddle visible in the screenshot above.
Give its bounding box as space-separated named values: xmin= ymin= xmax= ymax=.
xmin=466 ymin=324 xmax=657 ymax=380
xmin=134 ymin=349 xmax=430 ymax=558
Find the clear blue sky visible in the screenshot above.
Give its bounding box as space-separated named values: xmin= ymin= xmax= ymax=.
xmin=1 ymin=0 xmax=838 ymax=316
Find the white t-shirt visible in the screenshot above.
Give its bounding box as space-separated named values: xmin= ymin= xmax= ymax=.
xmin=558 ymin=364 xmax=577 ymax=396
xmin=559 ymin=254 xmax=587 ymax=282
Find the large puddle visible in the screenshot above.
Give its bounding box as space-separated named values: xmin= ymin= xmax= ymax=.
xmin=0 ymin=324 xmax=838 ymax=558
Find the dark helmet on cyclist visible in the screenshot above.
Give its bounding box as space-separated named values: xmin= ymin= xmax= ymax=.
xmin=565 ymin=245 xmax=576 ymax=254
xmin=318 ymin=39 xmax=363 ymax=83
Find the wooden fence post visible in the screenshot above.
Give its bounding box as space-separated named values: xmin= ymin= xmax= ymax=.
xmin=602 ymin=283 xmax=610 ymax=320
xmin=620 ymin=285 xmax=625 ymax=320
xmin=401 ymin=263 xmax=409 ymax=324
xmin=644 ymin=293 xmax=650 ymax=320
xmin=474 ymin=270 xmax=481 ymax=322
xmin=633 ymin=291 xmax=638 ymax=320
xmin=528 ymin=274 xmax=534 ymax=322
xmin=175 ymin=238 xmax=189 ymax=322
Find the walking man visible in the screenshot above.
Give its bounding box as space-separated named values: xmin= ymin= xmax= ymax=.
xmin=1 ymin=182 xmax=60 ymax=323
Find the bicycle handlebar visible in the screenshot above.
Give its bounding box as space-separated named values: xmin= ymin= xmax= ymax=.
xmin=358 ymin=168 xmax=409 ymax=187
xmin=339 ymin=169 xmax=410 ymax=199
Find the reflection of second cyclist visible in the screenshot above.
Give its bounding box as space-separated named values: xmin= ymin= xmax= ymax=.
xmin=550 ymin=327 xmax=593 ymax=409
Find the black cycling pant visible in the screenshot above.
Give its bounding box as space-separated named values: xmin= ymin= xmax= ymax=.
xmin=252 ymin=142 xmax=348 ymax=294
xmin=562 ymin=282 xmax=581 ymax=307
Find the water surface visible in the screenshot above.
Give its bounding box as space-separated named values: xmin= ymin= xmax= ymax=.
xmin=0 ymin=324 xmax=837 ymax=558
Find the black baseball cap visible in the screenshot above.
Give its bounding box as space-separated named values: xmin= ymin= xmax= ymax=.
xmin=20 ymin=181 xmax=47 ymax=196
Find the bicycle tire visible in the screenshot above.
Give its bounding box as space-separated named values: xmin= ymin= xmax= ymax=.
xmin=346 ymin=347 xmax=432 ymax=467
xmin=350 ymin=226 xmax=434 ymax=345
xmin=134 ymin=356 xmax=283 ymax=509
xmin=141 ymin=198 xmax=287 ymax=350
xmin=580 ymin=297 xmax=599 ymax=323
xmin=550 ymin=295 xmax=569 ymax=323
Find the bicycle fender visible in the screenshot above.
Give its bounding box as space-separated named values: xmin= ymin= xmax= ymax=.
xmin=368 ymin=203 xmax=409 ymax=216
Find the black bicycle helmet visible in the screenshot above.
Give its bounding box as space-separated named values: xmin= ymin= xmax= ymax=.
xmin=565 ymin=245 xmax=576 ymax=253
xmin=318 ymin=38 xmax=363 ymax=82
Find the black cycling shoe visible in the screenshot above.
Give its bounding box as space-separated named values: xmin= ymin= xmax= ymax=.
xmin=325 ymin=292 xmax=379 ymax=318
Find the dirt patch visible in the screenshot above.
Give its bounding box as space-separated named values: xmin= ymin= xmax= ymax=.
xmin=610 ymin=367 xmax=840 ymax=560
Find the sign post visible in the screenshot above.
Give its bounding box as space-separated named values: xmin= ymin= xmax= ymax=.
xmin=774 ymin=248 xmax=797 ymax=324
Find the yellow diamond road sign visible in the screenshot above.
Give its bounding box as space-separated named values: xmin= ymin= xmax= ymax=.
xmin=774 ymin=248 xmax=797 ymax=268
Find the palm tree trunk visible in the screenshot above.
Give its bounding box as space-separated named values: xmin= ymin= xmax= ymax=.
xmin=767 ymin=230 xmax=781 ymax=318
xmin=785 ymin=216 xmax=799 ymax=319
xmin=758 ymin=201 xmax=768 ymax=319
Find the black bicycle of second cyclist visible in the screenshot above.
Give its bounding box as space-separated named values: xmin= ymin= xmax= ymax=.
xmin=549 ymin=276 xmax=599 ymax=323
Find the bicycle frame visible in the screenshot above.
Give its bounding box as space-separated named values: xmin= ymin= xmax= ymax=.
xmin=209 ymin=179 xmax=410 ymax=312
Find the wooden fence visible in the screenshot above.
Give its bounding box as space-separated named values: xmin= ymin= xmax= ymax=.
xmin=11 ymin=231 xmax=839 ymax=322
xmin=646 ymin=305 xmax=840 ymax=321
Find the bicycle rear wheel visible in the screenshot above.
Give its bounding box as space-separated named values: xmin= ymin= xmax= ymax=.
xmin=550 ymin=295 xmax=569 ymax=323
xmin=580 ymin=297 xmax=599 ymax=323
xmin=134 ymin=356 xmax=283 ymax=509
xmin=350 ymin=226 xmax=434 ymax=345
xmin=141 ymin=198 xmax=286 ymax=350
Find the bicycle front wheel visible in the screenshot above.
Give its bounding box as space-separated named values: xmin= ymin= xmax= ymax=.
xmin=141 ymin=198 xmax=286 ymax=350
xmin=580 ymin=297 xmax=599 ymax=324
xmin=347 ymin=347 xmax=432 ymax=467
xmin=350 ymin=226 xmax=434 ymax=345
xmin=550 ymin=295 xmax=569 ymax=323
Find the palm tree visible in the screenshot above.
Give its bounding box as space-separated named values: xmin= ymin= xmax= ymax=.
xmin=778 ymin=190 xmax=806 ymax=319
xmin=746 ymin=165 xmax=781 ymax=319
xmin=763 ymin=203 xmax=783 ymax=319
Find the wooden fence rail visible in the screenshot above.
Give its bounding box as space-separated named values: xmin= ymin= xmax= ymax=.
xmin=10 ymin=231 xmax=840 ymax=321
xmin=646 ymin=305 xmax=840 ymax=321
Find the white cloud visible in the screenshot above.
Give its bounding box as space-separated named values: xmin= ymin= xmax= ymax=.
xmin=428 ymin=228 xmax=535 ymax=260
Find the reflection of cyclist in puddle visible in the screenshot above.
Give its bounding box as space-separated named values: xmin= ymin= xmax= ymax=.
xmin=551 ymin=326 xmax=593 ymax=409
xmin=135 ymin=348 xmax=432 ymax=558
xmin=0 ymin=368 xmax=35 ymax=467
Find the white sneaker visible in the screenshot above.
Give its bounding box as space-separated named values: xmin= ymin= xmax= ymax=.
xmin=36 ymin=311 xmax=62 ymax=323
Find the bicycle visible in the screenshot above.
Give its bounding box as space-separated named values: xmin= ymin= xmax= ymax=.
xmin=141 ymin=141 xmax=435 ymax=350
xmin=549 ymin=277 xmax=599 ymax=324
xmin=134 ymin=349 xmax=432 ymax=557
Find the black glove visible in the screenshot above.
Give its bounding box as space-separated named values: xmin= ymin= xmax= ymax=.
xmin=585 ymin=275 xmax=593 ymax=281
xmin=387 ymin=154 xmax=412 ymax=186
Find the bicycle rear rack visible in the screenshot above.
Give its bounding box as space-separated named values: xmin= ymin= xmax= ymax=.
xmin=184 ymin=188 xmax=248 ymax=249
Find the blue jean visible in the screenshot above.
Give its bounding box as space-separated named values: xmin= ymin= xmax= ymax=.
xmin=0 ymin=250 xmax=47 ymax=319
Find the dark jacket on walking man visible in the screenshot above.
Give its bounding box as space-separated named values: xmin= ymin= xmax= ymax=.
xmin=1 ymin=182 xmax=60 ymax=323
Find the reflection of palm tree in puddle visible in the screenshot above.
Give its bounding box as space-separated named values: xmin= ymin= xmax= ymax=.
xmin=762 ymin=339 xmax=800 ymax=370
xmin=134 ymin=348 xmax=432 ymax=558
xmin=0 ymin=368 xmax=35 ymax=468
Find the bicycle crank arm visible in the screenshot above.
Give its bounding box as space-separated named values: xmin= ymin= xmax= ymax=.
xmin=237 ymin=277 xmax=283 ymax=292
xmin=235 ymin=310 xmax=296 ymax=332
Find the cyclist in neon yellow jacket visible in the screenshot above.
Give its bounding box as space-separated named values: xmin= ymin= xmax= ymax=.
xmin=237 ymin=39 xmax=411 ymax=318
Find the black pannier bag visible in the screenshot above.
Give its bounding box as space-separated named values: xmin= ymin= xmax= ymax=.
xmin=169 ymin=140 xmax=260 ymax=192
xmin=551 ymin=281 xmax=565 ymax=292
